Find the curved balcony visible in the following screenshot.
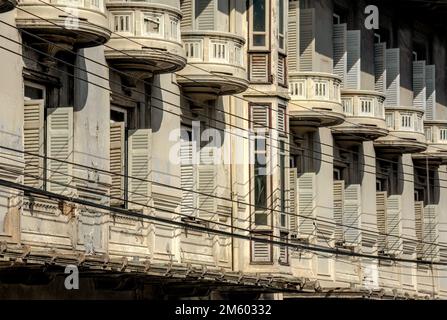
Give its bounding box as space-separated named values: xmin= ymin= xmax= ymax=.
xmin=332 ymin=90 xmax=388 ymax=142
xmin=176 ymin=31 xmax=248 ymax=102
xmin=16 ymin=0 xmax=110 ymax=49
xmin=374 ymin=107 xmax=427 ymax=154
xmin=413 ymin=121 xmax=447 ymax=166
xmin=288 ymin=72 xmax=344 ymax=129
xmin=0 ymin=0 xmax=16 ymax=13
xmin=104 ymin=1 xmax=186 ymax=79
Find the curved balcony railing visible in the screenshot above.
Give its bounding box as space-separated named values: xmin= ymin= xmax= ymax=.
xmin=413 ymin=120 xmax=447 ymax=164
xmin=288 ymin=72 xmax=344 ymax=128
xmin=176 ymin=31 xmax=248 ymax=100
xmin=0 ymin=0 xmax=16 ymax=13
xmin=374 ymin=107 xmax=426 ymax=154
xmin=104 ymin=1 xmax=186 ymax=76
xmin=16 ymin=0 xmax=110 ymax=47
xmin=332 ymin=90 xmax=388 ymax=141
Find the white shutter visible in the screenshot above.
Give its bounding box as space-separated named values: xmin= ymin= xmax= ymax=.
xmin=333 ymin=23 xmax=347 ymax=87
xmin=414 ymin=201 xmax=424 ymax=258
xmin=196 ymin=0 xmax=215 ymax=30
xmin=251 ymin=234 xmax=272 ymax=263
xmin=251 ymin=105 xmax=269 ymax=129
xmin=46 ymin=107 xmax=73 ymax=195
xmin=374 ymin=42 xmax=387 ymax=93
xmin=277 ymin=55 xmax=286 ymax=86
xmin=180 ymin=0 xmax=193 ymax=30
xmin=128 ymin=129 xmax=151 ymax=209
xmin=376 ymin=191 xmax=387 ymax=251
xmin=333 ymin=180 xmax=345 ymax=243
xmin=299 ymin=8 xmax=315 ymax=72
xmin=425 ymin=65 xmax=436 ymax=120
xmin=386 ymin=195 xmax=402 ymax=255
xmin=413 ymin=60 xmax=426 ymax=109
xmin=423 ymin=205 xmax=439 ymax=261
xmin=288 ymin=168 xmax=298 ymax=232
xmin=24 ymin=100 xmax=44 ymax=188
xmin=197 ymin=148 xmax=216 ymax=219
xmin=298 ymin=172 xmax=315 ymax=237
xmin=386 ymin=48 xmax=401 ymax=106
xmin=180 ymin=132 xmax=195 ymax=217
xmin=110 ymin=122 xmax=125 ymax=206
xmin=287 ymin=1 xmax=299 ymax=72
xmin=346 ymin=30 xmax=361 ymax=90
xmin=277 ymin=106 xmax=285 ymax=133
xmin=343 ymin=184 xmax=361 ymax=245
xmin=250 ymin=53 xmax=269 ymax=83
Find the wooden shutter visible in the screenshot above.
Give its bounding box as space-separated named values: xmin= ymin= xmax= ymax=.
xmin=251 ymin=105 xmax=269 ymax=129
xmin=249 ymin=53 xmax=269 ymax=83
xmin=333 ymin=23 xmax=347 ymax=87
xmin=251 ymin=233 xmax=272 ymax=263
xmin=376 ymin=191 xmax=387 ymax=251
xmin=297 ymin=172 xmax=315 ymax=237
xmin=277 ymin=55 xmax=286 ymax=86
xmin=24 ymin=100 xmax=44 ymax=188
xmin=110 ymin=122 xmax=125 ymax=206
xmin=423 ymin=205 xmax=439 ymax=261
xmin=180 ymin=0 xmax=193 ymax=30
xmin=287 ymin=1 xmax=299 ymax=72
xmin=385 ymin=48 xmax=400 ymax=106
xmin=425 ymin=65 xmax=436 ymax=120
xmin=413 ymin=60 xmax=426 ymax=109
xmin=374 ymin=42 xmax=387 ymax=93
xmin=180 ymin=131 xmax=195 ymax=217
xmin=46 ymin=107 xmax=73 ymax=195
xmin=277 ymin=106 xmax=285 ymax=133
xmin=128 ymin=129 xmax=151 ymax=209
xmin=196 ymin=0 xmax=215 ymax=30
xmin=343 ymin=184 xmax=361 ymax=245
xmin=299 ymin=8 xmax=315 ymax=72
xmin=414 ymin=201 xmax=424 ymax=258
xmin=386 ymin=195 xmax=402 ymax=255
xmin=288 ymin=168 xmax=298 ymax=232
xmin=333 ymin=180 xmax=345 ymax=243
xmin=197 ymin=148 xmax=216 ymax=219
xmin=346 ymin=30 xmax=361 ymax=90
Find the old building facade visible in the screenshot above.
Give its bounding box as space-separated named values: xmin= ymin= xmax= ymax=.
xmin=0 ymin=0 xmax=446 ymax=299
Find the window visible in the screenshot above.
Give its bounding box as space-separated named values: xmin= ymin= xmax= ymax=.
xmin=184 ymin=41 xmax=202 ymax=60
xmin=170 ymin=18 xmax=179 ymax=41
xmin=360 ymin=98 xmax=373 ymax=115
xmin=315 ymin=81 xmax=328 ymax=98
xmin=113 ymin=14 xmax=132 ymax=33
xmin=277 ymin=105 xmax=286 ymax=134
xmin=440 ymin=129 xmax=447 ymax=142
xmin=251 ymin=0 xmax=267 ymax=48
xmin=24 ymin=82 xmax=45 ymax=100
xmin=342 ymin=98 xmax=353 ymax=115
xmin=279 ymin=140 xmax=286 ymax=228
xmin=425 ymin=127 xmax=432 ymax=142
xmin=279 ymin=232 xmax=288 ymax=265
xmin=143 ymin=14 xmax=163 ymax=37
xmin=385 ymin=113 xmax=394 ymax=128
xmin=254 ymin=135 xmax=267 ymax=219
xmin=290 ymin=81 xmax=306 ymax=98
xmin=234 ymin=44 xmax=243 ymax=66
xmin=210 ymin=41 xmax=228 ymax=62
xmin=401 ymin=113 xmax=413 ymax=130
xmin=278 ymin=0 xmax=285 ymax=51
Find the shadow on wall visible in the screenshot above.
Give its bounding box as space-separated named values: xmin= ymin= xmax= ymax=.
xmin=73 ymin=49 xmax=88 ymax=112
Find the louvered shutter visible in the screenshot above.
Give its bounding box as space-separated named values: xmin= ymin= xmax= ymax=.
xmin=425 ymin=65 xmax=436 ymax=120
xmin=386 ymin=48 xmax=400 ymax=106
xmin=24 ymin=100 xmax=44 ymax=188
xmin=297 ymin=172 xmax=315 ymax=237
xmin=386 ymin=195 xmax=402 ymax=255
xmin=251 ymin=234 xmax=272 ymax=263
xmin=128 ymin=129 xmax=151 ymax=209
xmin=196 ymin=0 xmax=215 ymax=30
xmin=299 ymin=8 xmax=315 ymax=72
xmin=333 ymin=180 xmax=344 ymax=243
xmin=288 ymin=168 xmax=298 ymax=232
xmin=197 ymin=147 xmax=216 ymax=219
xmin=376 ymin=191 xmax=387 ymax=251
xmin=287 ymin=1 xmax=299 ymax=72
xmin=277 ymin=55 xmax=285 ymax=86
xmin=110 ymin=122 xmax=125 ymax=206
xmin=333 ymin=23 xmax=347 ymax=87
xmin=180 ymin=132 xmax=195 ymax=217
xmin=251 ymin=105 xmax=268 ymax=129
xmin=413 ymin=60 xmax=426 ymax=109
xmin=346 ymin=30 xmax=361 ymax=90
xmin=180 ymin=0 xmax=193 ymax=30
xmin=250 ymin=53 xmax=269 ymax=83
xmin=414 ymin=201 xmax=424 ymax=258
xmin=423 ymin=205 xmax=439 ymax=261
xmin=46 ymin=107 xmax=73 ymax=195
xmin=374 ymin=42 xmax=387 ymax=93
xmin=277 ymin=106 xmax=285 ymax=133
xmin=343 ymin=184 xmax=361 ymax=245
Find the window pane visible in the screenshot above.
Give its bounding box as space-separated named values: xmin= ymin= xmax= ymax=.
xmin=253 ymin=0 xmax=266 ymax=32
xmin=253 ymin=34 xmax=266 ymax=46
xmin=278 ymin=0 xmax=284 ymax=34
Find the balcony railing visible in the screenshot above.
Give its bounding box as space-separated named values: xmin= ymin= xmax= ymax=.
xmin=413 ymin=120 xmax=447 ymax=164
xmin=384 ymin=108 xmax=424 ymax=134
